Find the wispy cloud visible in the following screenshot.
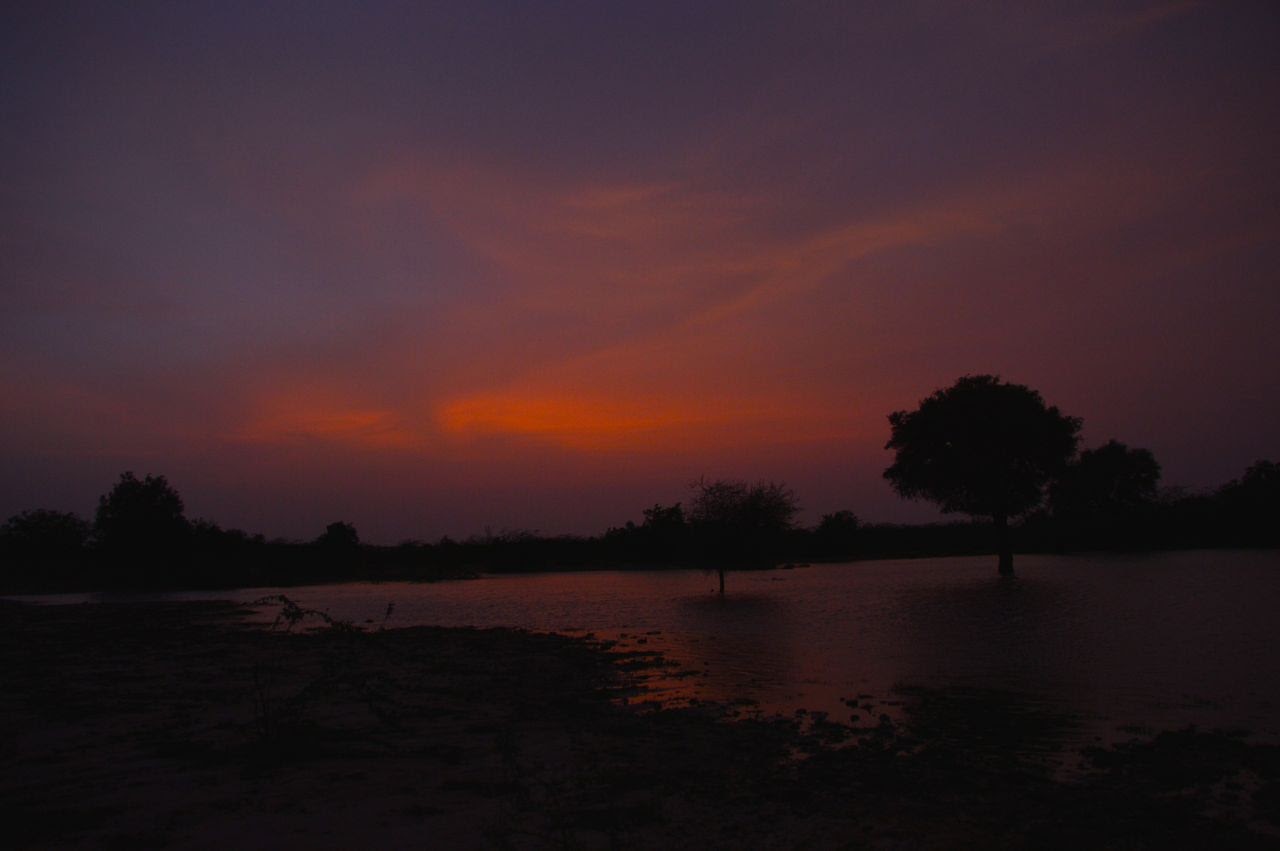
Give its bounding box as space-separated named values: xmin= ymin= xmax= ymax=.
xmin=340 ymin=132 xmax=1242 ymax=455
xmin=229 ymin=389 xmax=423 ymax=451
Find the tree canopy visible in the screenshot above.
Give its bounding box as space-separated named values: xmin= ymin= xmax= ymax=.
xmin=688 ymin=478 xmax=798 ymax=592
xmin=884 ymin=375 xmax=1080 ymax=574
xmin=1 ymin=509 xmax=90 ymax=558
xmin=317 ymin=521 xmax=360 ymax=549
xmin=1217 ymin=459 xmax=1280 ymax=545
xmin=95 ymin=473 xmax=189 ymax=551
xmin=93 ymin=472 xmax=191 ymax=581
xmin=1050 ymin=440 xmax=1161 ymax=519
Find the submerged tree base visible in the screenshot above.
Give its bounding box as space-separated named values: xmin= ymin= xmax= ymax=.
xmin=2 ymin=599 xmax=1277 ymax=848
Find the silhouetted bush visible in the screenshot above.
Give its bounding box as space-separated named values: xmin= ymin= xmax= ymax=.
xmin=94 ymin=472 xmax=191 ymax=584
xmin=317 ymin=521 xmax=359 ymax=550
xmin=0 ymin=509 xmax=92 ymax=587
xmin=2 ymin=509 xmax=90 ymax=558
xmin=813 ymin=510 xmax=860 ymax=557
xmin=1215 ymin=460 xmax=1280 ymax=546
xmin=1049 ymin=440 xmax=1162 ymax=550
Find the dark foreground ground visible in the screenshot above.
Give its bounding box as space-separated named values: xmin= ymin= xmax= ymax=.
xmin=2 ymin=599 xmax=1278 ymax=849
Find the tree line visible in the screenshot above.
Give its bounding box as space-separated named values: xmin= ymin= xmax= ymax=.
xmin=883 ymin=375 xmax=1276 ymax=574
xmin=2 ymin=376 xmax=1276 ymax=592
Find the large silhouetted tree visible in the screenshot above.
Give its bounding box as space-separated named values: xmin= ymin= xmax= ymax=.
xmin=94 ymin=472 xmax=191 ymax=579
xmin=688 ymin=478 xmax=799 ymax=593
xmin=884 ymin=375 xmax=1080 ymax=576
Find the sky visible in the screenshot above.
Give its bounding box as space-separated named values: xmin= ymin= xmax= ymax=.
xmin=2 ymin=1 xmax=1278 ymax=543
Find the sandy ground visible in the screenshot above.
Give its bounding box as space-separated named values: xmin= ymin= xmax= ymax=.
xmin=2 ymin=598 xmax=1278 ymax=849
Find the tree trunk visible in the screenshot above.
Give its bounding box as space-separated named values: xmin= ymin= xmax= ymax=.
xmin=718 ymin=567 xmax=726 ymax=595
xmin=995 ymin=513 xmax=1014 ymax=577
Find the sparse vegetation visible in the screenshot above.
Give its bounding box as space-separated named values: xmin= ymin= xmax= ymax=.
xmin=246 ymin=594 xmax=396 ymax=748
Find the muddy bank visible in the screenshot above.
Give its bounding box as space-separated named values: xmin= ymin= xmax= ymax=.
xmin=2 ymin=599 xmax=1277 ymax=848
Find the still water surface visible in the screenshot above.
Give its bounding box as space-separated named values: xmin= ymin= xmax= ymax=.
xmin=21 ymin=551 xmax=1280 ymax=739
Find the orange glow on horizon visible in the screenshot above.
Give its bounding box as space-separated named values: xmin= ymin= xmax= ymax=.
xmin=438 ymin=392 xmax=866 ymax=453
xmin=438 ymin=394 xmax=700 ymax=451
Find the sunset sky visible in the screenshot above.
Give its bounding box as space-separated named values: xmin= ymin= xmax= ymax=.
xmin=3 ymin=1 xmax=1278 ymax=542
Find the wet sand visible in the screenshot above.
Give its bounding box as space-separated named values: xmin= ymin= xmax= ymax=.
xmin=2 ymin=598 xmax=1277 ymax=848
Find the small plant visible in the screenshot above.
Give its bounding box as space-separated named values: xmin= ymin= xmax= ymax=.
xmin=251 ymin=593 xmax=340 ymax=632
xmin=246 ymin=594 xmax=399 ymax=748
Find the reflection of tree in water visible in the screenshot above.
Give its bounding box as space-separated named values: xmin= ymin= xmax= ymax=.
xmin=884 ymin=576 xmax=1109 ymax=756
xmin=885 ymin=576 xmax=1098 ymax=699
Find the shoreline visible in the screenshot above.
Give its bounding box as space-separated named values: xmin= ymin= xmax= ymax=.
xmin=4 ymin=598 xmax=1278 ymax=847
xmin=4 ymin=544 xmax=1275 ymax=598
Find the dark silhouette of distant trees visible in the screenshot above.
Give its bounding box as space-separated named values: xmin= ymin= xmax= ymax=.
xmin=1 ymin=509 xmax=90 ymax=560
xmin=1053 ymin=440 xmax=1161 ymax=511
xmin=94 ymin=472 xmax=191 ymax=580
xmin=314 ymin=520 xmax=362 ymax=573
xmin=317 ymin=521 xmax=360 ymax=550
xmin=189 ymin=519 xmax=265 ymax=566
xmin=885 ymin=375 xmax=1081 ymax=576
xmin=1 ymin=452 xmax=1275 ymax=594
xmin=688 ymin=478 xmax=799 ymax=593
xmin=1217 ymin=460 xmax=1280 ymax=546
xmin=602 ymin=502 xmax=691 ymax=563
xmin=642 ymin=502 xmax=685 ymax=535
xmin=1049 ymin=440 xmax=1161 ymax=547
xmin=814 ymin=510 xmax=860 ymax=554
xmin=638 ymin=502 xmax=689 ymax=559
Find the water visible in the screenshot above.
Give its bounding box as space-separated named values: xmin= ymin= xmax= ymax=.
xmin=14 ymin=551 xmax=1280 ymax=741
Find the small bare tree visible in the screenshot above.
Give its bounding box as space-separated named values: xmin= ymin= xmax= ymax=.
xmin=687 ymin=478 xmax=799 ymax=594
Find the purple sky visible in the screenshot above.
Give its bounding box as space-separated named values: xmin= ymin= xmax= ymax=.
xmin=3 ymin=1 xmax=1278 ymax=542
